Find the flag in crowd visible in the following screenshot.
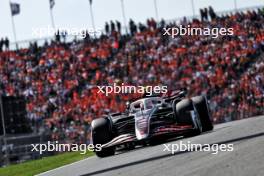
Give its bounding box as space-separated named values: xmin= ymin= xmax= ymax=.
xmin=50 ymin=0 xmax=55 ymax=9
xmin=10 ymin=2 xmax=20 ymax=16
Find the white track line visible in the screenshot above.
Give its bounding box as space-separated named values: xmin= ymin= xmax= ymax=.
xmin=37 ymin=155 xmax=95 ymax=176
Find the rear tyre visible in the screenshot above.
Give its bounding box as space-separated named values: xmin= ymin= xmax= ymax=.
xmin=176 ymin=99 xmax=194 ymax=124
xmin=176 ymin=99 xmax=202 ymax=136
xmin=191 ymin=96 xmax=213 ymax=132
xmin=91 ymin=118 xmax=115 ymax=157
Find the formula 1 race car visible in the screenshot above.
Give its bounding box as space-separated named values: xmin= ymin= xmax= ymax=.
xmin=91 ymin=91 xmax=213 ymax=157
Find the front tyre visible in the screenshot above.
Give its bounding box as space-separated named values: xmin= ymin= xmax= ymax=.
xmin=91 ymin=118 xmax=115 ymax=157
xmin=95 ymin=147 xmax=115 ymax=157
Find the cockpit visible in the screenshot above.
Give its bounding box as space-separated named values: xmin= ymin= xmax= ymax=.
xmin=129 ymin=97 xmax=163 ymax=114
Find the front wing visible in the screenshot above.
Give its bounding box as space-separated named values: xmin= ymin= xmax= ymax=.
xmin=101 ymin=124 xmax=193 ymax=148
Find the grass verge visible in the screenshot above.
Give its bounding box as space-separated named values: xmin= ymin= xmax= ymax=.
xmin=0 ymin=151 xmax=94 ymax=176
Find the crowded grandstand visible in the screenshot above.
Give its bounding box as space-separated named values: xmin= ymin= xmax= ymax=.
xmin=0 ymin=6 xmax=263 ymax=147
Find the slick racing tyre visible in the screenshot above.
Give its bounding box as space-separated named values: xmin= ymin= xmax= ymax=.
xmin=176 ymin=99 xmax=195 ymax=125
xmin=191 ymin=96 xmax=213 ymax=132
xmin=91 ymin=117 xmax=115 ymax=157
xmin=176 ymin=99 xmax=202 ymax=136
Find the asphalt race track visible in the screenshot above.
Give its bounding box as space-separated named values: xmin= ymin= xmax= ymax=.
xmin=38 ymin=115 xmax=264 ymax=176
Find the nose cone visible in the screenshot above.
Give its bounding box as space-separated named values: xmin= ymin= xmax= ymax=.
xmin=135 ymin=115 xmax=150 ymax=140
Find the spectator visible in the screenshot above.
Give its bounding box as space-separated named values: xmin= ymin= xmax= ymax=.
xmin=4 ymin=37 xmax=9 ymax=50
xmin=105 ymin=22 xmax=110 ymax=34
xmin=110 ymin=20 xmax=115 ymax=32
xmin=0 ymin=38 xmax=3 ymax=52
xmin=116 ymin=20 xmax=121 ymax=33
xmin=200 ymin=8 xmax=208 ymax=21
xmin=129 ymin=19 xmax=137 ymax=35
xmin=209 ymin=6 xmax=217 ymax=20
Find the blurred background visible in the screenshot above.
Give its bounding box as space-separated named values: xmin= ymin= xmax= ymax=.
xmin=0 ymin=0 xmax=263 ymax=46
